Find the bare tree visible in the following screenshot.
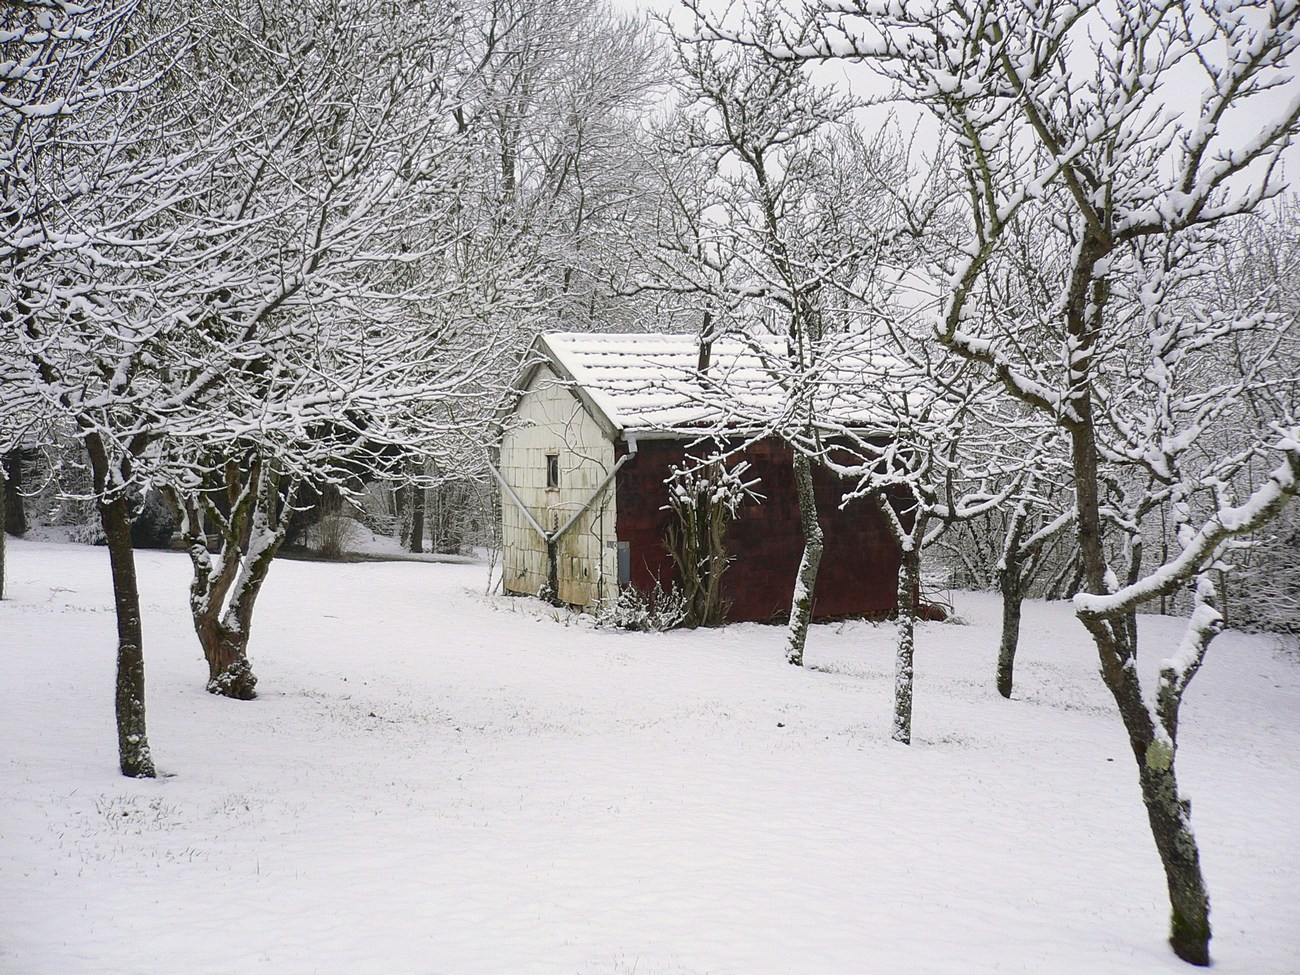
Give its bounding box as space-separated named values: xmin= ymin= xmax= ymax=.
xmin=460 ymin=0 xmax=669 ymax=332
xmin=692 ymin=0 xmax=1300 ymax=962
xmin=816 ymin=332 xmax=1015 ymax=742
xmin=152 ymin=0 xmax=536 ymax=697
xmin=991 ymin=464 xmax=1075 ymax=698
xmin=0 ymin=0 xmax=526 ymax=758
xmin=1208 ymin=199 xmax=1300 ymax=634
xmin=1 ymin=0 xmax=194 ymax=777
xmin=672 ymin=23 xmax=851 ymax=663
xmin=651 ymin=18 xmax=926 ymax=663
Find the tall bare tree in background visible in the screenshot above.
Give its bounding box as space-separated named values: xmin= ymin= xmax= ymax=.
xmin=1209 ymin=197 xmax=1300 ymax=634
xmin=381 ymin=0 xmax=671 ymax=554
xmin=463 ymin=0 xmax=669 ymax=331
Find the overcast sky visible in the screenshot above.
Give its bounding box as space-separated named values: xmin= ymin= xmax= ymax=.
xmin=621 ymin=0 xmax=1299 ymax=193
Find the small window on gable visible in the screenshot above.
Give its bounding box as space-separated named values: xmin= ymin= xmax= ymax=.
xmin=546 ymin=453 xmax=560 ymax=489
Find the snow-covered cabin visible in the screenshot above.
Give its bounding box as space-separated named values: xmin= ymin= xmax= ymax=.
xmin=492 ymin=332 xmax=902 ymax=621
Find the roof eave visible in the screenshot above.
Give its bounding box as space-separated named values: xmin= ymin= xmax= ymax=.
xmin=617 ymin=423 xmax=894 ymax=442
xmin=533 ymin=334 xmax=623 ymax=442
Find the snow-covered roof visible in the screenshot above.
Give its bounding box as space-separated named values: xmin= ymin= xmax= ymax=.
xmin=529 ymin=331 xmax=892 ymax=438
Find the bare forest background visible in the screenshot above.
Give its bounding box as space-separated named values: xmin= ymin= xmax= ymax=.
xmin=3 ymin=0 xmax=1299 ymax=966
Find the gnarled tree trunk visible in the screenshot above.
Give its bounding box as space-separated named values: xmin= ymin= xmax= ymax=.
xmin=662 ymin=458 xmax=759 ymax=627
xmin=165 ymin=455 xmax=293 ymax=700
xmin=1081 ymin=607 xmax=1213 ymax=965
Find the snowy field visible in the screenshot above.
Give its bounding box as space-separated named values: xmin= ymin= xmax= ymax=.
xmin=2 ymin=537 xmax=1298 ymax=975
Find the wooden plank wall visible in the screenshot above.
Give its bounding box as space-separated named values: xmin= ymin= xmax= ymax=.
xmin=498 ymin=367 xmax=619 ymax=606
xmin=615 ymin=437 xmax=902 ymax=622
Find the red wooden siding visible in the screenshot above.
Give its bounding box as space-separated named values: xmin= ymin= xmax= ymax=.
xmin=614 ymin=438 xmax=901 ymax=623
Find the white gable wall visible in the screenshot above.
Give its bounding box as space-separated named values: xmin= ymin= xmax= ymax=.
xmin=499 ymin=366 xmax=619 ymax=607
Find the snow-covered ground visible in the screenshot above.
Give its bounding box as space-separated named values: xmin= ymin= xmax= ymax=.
xmin=2 ymin=537 xmax=1297 ymax=975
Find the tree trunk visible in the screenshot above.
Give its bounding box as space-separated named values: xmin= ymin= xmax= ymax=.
xmin=1142 ymin=757 xmax=1212 ymax=965
xmin=3 ymin=449 xmax=27 ymax=536
xmin=395 ymin=483 xmax=409 ymax=547
xmin=996 ymin=551 xmax=1024 ymax=699
xmin=208 ymin=476 xmax=288 ymax=698
xmin=99 ymin=489 xmax=157 ymax=778
xmin=179 ymin=524 xmax=255 ymax=698
xmin=410 ymin=484 xmax=425 ymax=554
xmin=703 ymin=489 xmax=729 ymax=625
xmin=1070 ymin=394 xmax=1211 ymax=964
xmin=1123 ymin=531 xmax=1143 ymax=658
xmin=786 ymin=451 xmax=823 ymax=666
xmin=169 ymin=459 xmax=293 ymax=699
xmin=195 ymin=616 xmax=258 ymax=699
xmin=892 ymin=540 xmax=920 ymax=745
xmin=696 ymin=492 xmax=713 ymax=624
xmin=0 ymin=466 xmax=6 ymax=600
xmin=80 ymin=431 xmax=156 ymax=778
xmin=1082 ymin=612 xmax=1212 ymax=965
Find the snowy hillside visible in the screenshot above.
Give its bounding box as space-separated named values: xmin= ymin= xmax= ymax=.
xmin=1 ymin=537 xmax=1297 ymax=975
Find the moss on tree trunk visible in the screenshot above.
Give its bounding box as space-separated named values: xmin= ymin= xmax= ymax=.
xmin=1071 ymin=392 xmax=1212 ymax=965
xmin=1084 ymin=609 xmax=1212 ymax=965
